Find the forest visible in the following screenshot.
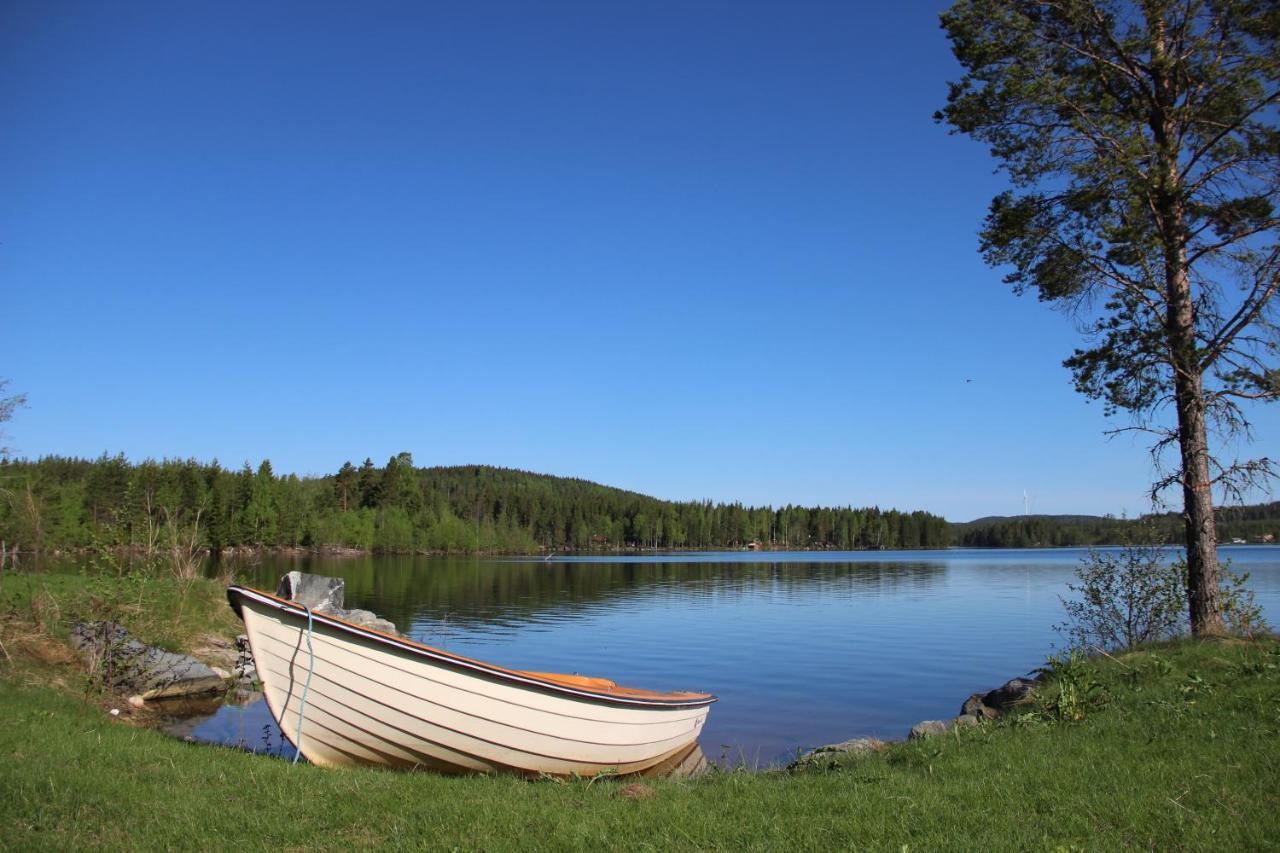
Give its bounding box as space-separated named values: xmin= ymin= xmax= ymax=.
xmin=953 ymin=505 xmax=1280 ymax=548
xmin=0 ymin=454 xmax=952 ymax=555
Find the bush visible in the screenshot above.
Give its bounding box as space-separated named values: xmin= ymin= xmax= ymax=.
xmin=1059 ymin=536 xmax=1269 ymax=652
xmin=1059 ymin=539 xmax=1186 ymax=653
xmin=1220 ymin=567 xmax=1267 ymax=637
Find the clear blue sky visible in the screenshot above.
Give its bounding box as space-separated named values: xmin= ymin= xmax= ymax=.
xmin=3 ymin=1 xmax=1275 ymax=521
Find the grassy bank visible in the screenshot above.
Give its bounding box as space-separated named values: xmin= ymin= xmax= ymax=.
xmin=2 ymin=572 xmax=1278 ymax=850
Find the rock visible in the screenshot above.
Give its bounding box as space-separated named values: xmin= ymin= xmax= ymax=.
xmin=908 ymin=720 xmax=952 ymax=740
xmin=70 ymin=621 xmax=228 ymax=700
xmin=276 ymin=571 xmax=345 ymax=612
xmin=234 ymin=662 xmax=258 ymax=683
xmin=127 ymin=695 xmax=146 ymax=709
xmin=982 ymin=678 xmax=1037 ymax=712
xmin=190 ymin=634 xmax=238 ymax=670
xmin=788 ymin=737 xmax=886 ymax=770
xmin=954 ymin=714 xmax=980 ymax=728
xmin=339 ymin=608 xmax=398 ymax=635
xmin=274 ymin=572 xmax=400 ymax=636
xmin=210 ymin=666 xmax=231 ymax=680
xmin=960 ymin=692 xmax=999 ymax=720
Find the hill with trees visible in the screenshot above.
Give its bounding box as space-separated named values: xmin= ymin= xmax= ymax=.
xmin=0 ymin=455 xmax=951 ymax=555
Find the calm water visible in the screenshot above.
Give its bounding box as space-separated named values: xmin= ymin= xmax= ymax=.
xmin=184 ymin=546 xmax=1280 ymax=768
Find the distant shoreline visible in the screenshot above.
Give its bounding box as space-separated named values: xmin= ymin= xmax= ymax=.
xmin=16 ymin=540 xmax=1277 ymax=565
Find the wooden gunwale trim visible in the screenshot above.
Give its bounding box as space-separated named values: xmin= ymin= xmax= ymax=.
xmin=228 ymin=585 xmax=716 ymax=709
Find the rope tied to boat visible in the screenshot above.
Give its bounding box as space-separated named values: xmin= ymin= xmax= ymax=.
xmin=293 ymin=604 xmax=316 ymax=766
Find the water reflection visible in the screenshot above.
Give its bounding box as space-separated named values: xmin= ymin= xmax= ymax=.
xmin=158 ymin=690 xmax=298 ymax=760
xmin=230 ymin=555 xmax=950 ymax=632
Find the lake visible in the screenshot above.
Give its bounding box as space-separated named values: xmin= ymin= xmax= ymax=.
xmin=186 ymin=546 xmax=1280 ymax=768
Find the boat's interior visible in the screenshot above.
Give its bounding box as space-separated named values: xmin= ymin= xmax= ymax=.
xmin=522 ymin=672 xmax=617 ymax=691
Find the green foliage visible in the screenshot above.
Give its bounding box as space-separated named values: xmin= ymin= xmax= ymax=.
xmin=1058 ymin=539 xmax=1187 ymax=652
xmin=938 ymin=1 xmax=1280 ymax=412
xmin=954 ymin=503 xmax=1280 ymax=547
xmin=1 ymin=571 xmax=239 ymax=661
xmin=939 ymin=0 xmax=1280 ymax=636
xmin=1219 ymin=566 xmax=1267 ymax=637
xmin=1041 ymin=651 xmax=1109 ymax=722
xmin=0 ymin=457 xmax=953 ymax=555
xmin=0 ymin=378 xmax=26 ymax=459
xmin=1058 ymin=536 xmax=1269 ymax=651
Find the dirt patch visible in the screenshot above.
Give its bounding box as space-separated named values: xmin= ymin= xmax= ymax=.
xmin=15 ymin=634 xmax=76 ymax=666
xmin=619 ymin=783 xmax=655 ymax=800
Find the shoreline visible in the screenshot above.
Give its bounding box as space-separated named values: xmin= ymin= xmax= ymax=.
xmin=16 ymin=540 xmax=1275 ymax=565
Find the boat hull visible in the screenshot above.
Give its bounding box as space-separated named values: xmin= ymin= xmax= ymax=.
xmin=229 ymin=587 xmax=713 ymax=776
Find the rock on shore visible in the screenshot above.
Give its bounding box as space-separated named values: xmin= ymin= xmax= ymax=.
xmin=792 ymin=672 xmax=1043 ymax=765
xmin=788 ymin=737 xmax=887 ymax=770
xmin=905 ymin=676 xmax=1039 ymax=740
xmin=69 ymin=622 xmax=228 ymax=700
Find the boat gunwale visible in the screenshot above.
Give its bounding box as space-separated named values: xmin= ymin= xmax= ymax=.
xmin=227 ymin=585 xmax=717 ymax=709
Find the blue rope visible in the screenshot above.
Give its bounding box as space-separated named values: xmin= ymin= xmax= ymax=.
xmin=292 ymin=605 xmax=315 ymax=766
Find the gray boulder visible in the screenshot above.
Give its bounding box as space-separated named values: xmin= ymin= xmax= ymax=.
xmin=960 ymin=692 xmax=999 ymax=720
xmin=954 ymin=713 xmax=981 ymax=728
xmin=339 ymin=608 xmax=398 ymax=635
xmin=276 ymin=571 xmax=345 ymax=612
xmin=70 ymin=622 xmax=227 ymax=700
xmin=908 ymin=719 xmax=952 ymax=740
xmin=982 ymin=678 xmax=1037 ymax=712
xmin=788 ymin=737 xmax=886 ymax=770
xmin=275 ymin=572 xmax=400 ymax=636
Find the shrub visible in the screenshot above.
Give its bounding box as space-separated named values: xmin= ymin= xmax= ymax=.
xmin=1058 ymin=538 xmax=1186 ymax=653
xmin=1059 ymin=535 xmax=1269 ymax=652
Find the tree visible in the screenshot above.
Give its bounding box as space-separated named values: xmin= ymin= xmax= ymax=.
xmin=0 ymin=379 xmax=26 ymax=459
xmin=938 ymin=0 xmax=1280 ymax=635
xmin=357 ymin=457 xmax=381 ymax=509
xmin=379 ymin=452 xmax=423 ymax=514
xmin=334 ymin=461 xmax=356 ymax=512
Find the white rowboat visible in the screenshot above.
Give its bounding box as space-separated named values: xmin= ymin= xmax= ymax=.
xmin=227 ymin=585 xmax=716 ymax=776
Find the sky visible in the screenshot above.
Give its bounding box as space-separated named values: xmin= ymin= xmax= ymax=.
xmin=2 ymin=1 xmax=1276 ymax=522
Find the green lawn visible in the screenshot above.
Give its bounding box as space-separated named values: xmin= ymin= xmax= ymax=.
xmin=2 ymin=571 xmax=1278 ymax=850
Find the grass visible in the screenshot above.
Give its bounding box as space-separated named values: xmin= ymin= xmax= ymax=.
xmin=1 ymin=571 xmax=1278 ymax=850
xmin=0 ymin=568 xmax=239 ymax=654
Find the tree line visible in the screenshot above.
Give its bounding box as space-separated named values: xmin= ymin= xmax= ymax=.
xmin=0 ymin=454 xmax=952 ymax=554
xmin=954 ymin=505 xmax=1280 ymax=549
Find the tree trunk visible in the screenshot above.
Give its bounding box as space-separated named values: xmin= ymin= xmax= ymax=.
xmin=1171 ymin=361 xmax=1225 ymax=635
xmin=1150 ymin=14 xmax=1225 ymax=637
xmin=1165 ymin=206 xmax=1224 ymax=636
